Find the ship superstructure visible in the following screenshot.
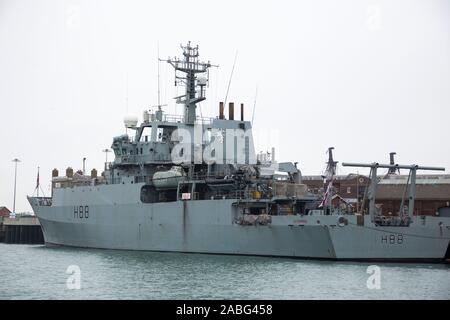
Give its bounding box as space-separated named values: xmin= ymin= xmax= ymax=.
xmin=28 ymin=43 xmax=450 ymax=262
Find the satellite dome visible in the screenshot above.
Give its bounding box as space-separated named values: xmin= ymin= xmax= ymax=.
xmin=197 ymin=76 xmax=207 ymax=86
xmin=123 ymin=115 xmax=138 ymax=128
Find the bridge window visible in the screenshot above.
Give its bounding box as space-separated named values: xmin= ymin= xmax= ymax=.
xmin=140 ymin=126 xmax=152 ymax=142
xmin=157 ymin=127 xmax=164 ymax=142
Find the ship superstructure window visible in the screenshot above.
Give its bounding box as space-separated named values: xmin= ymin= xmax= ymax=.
xmin=157 ymin=127 xmax=164 ymax=142
xmin=204 ymin=129 xmax=212 ymax=143
xmin=141 ymin=185 xmax=176 ymax=203
xmin=140 ymin=126 xmax=152 ymax=142
xmin=155 ymin=125 xmax=176 ymax=143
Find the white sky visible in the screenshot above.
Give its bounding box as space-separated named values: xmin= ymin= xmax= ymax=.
xmin=1 ymin=0 xmax=449 ymax=212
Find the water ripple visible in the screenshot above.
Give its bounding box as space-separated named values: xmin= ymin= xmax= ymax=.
xmin=0 ymin=244 xmax=448 ymax=300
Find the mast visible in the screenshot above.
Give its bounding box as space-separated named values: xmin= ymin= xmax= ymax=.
xmin=322 ymin=147 xmax=337 ymax=212
xmin=12 ymin=158 xmax=20 ymax=216
xmin=164 ymin=42 xmax=216 ymax=125
xmin=325 ymin=147 xmax=338 ymax=178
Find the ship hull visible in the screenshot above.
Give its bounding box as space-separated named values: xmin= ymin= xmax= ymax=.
xmin=29 ymin=200 xmax=337 ymax=258
xmin=28 ymin=190 xmax=450 ymax=262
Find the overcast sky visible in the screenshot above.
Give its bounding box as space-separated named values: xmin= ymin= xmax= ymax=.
xmin=1 ymin=0 xmax=449 ymax=212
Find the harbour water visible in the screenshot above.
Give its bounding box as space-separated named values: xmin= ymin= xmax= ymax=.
xmin=0 ymin=243 xmax=448 ymax=300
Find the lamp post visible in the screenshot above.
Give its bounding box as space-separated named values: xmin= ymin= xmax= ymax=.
xmin=83 ymin=157 xmax=86 ymax=175
xmin=356 ymin=172 xmax=359 ymax=213
xmin=12 ymin=158 xmax=21 ymax=218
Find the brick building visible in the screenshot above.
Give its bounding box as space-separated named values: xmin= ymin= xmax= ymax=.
xmin=302 ymin=174 xmax=370 ymax=208
xmin=302 ymin=174 xmax=450 ymax=216
xmin=377 ymin=175 xmax=450 ymax=216
xmin=0 ymin=206 xmax=11 ymax=218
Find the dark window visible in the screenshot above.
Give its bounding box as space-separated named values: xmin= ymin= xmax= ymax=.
xmin=141 ymin=185 xmax=177 ymax=203
xmin=141 ymin=185 xmax=157 ymax=203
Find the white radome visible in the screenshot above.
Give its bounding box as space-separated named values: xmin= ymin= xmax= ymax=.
xmin=197 ymin=77 xmax=207 ymax=86
xmin=123 ymin=115 xmax=138 ymax=128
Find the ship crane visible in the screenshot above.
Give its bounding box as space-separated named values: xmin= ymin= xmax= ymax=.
xmin=387 ymin=152 xmax=400 ymax=175
xmin=324 ymin=147 xmax=338 ymax=179
xmin=321 ymin=147 xmax=338 ymax=211
xmin=342 ymin=162 xmax=445 ymax=223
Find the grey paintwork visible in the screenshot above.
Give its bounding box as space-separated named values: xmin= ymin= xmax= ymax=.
xmin=26 ymin=43 xmax=450 ymax=262
xmin=28 ymin=183 xmax=450 ymax=261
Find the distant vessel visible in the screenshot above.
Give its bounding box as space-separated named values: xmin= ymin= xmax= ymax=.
xmin=28 ymin=43 xmax=450 ymax=262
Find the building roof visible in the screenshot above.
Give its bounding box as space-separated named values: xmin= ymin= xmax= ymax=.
xmin=377 ymin=184 xmax=450 ymax=201
xmin=302 ymin=174 xmax=367 ymax=181
xmin=379 ymin=174 xmax=450 ymax=185
xmin=0 ymin=206 xmax=11 ymax=217
xmin=303 ymin=174 xmax=450 ymax=184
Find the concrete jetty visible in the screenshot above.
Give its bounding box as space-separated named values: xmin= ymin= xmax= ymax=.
xmin=0 ymin=215 xmax=44 ymax=244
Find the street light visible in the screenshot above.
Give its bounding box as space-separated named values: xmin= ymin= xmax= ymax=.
xmin=102 ymin=149 xmax=111 ymax=171
xmin=83 ymin=157 xmax=86 ymax=175
xmin=12 ymin=158 xmax=21 ymax=218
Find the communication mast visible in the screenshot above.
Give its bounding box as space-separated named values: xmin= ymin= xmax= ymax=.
xmin=163 ymin=42 xmax=217 ymax=125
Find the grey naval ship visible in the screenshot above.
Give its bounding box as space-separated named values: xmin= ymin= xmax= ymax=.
xmin=28 ymin=43 xmax=450 ymax=262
